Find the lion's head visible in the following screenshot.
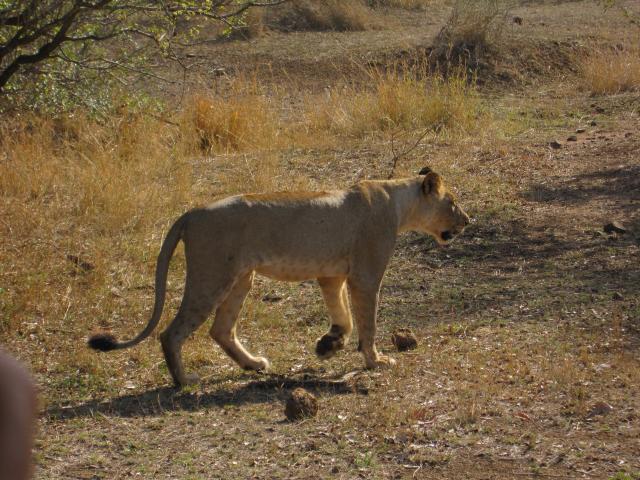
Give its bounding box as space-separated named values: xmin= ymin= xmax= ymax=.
xmin=411 ymin=167 xmax=470 ymax=245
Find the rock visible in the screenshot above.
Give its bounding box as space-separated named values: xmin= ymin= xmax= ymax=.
xmin=548 ymin=140 xmax=562 ymax=149
xmin=391 ymin=328 xmax=418 ymax=352
xmin=612 ymin=292 xmax=624 ymax=301
xmin=603 ymin=222 xmax=627 ymax=234
xmin=567 ymin=135 xmax=578 ymax=142
xmin=576 ymin=128 xmax=586 ymax=133
xmin=285 ymin=388 xmax=318 ymax=421
xmin=586 ymin=401 xmax=613 ymax=419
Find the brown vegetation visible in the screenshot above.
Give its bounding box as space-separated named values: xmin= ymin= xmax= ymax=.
xmin=581 ymin=48 xmax=640 ymax=95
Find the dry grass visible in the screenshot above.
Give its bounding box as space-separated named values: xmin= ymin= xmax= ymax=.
xmin=178 ymin=68 xmax=482 ymax=151
xmin=433 ymin=0 xmax=514 ymax=67
xmin=180 ymin=92 xmax=279 ymax=154
xmin=241 ymin=0 xmax=378 ymax=34
xmin=367 ymin=0 xmax=434 ymax=9
xmin=309 ymin=69 xmax=481 ymax=137
xmin=0 ymin=113 xmax=192 ymax=339
xmin=0 ymin=113 xmax=191 ymax=235
xmin=581 ymin=48 xmax=640 ymax=95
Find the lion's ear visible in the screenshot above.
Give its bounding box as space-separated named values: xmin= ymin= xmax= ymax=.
xmin=418 ymin=166 xmax=432 ymax=175
xmin=422 ymin=172 xmax=443 ymax=196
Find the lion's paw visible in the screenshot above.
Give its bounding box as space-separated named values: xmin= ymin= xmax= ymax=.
xmin=315 ymin=333 xmax=346 ymax=360
xmin=365 ymin=355 xmax=396 ymax=369
xmin=177 ymin=372 xmax=201 ymax=388
xmin=243 ymin=356 xmax=271 ymax=372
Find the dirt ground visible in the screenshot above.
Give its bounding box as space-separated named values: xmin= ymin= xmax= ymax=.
xmin=2 ymin=1 xmax=640 ymax=479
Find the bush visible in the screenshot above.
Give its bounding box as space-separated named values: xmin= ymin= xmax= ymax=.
xmin=432 ymin=0 xmax=514 ymax=70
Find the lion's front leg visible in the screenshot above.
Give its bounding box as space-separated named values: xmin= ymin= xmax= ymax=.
xmin=347 ymin=282 xmax=396 ymax=369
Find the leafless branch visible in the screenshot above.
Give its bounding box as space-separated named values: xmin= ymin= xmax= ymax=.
xmin=387 ymin=127 xmax=432 ymax=179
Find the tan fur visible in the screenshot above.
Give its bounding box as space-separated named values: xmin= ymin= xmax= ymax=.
xmin=89 ymin=170 xmax=470 ymax=387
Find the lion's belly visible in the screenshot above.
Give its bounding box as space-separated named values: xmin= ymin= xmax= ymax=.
xmin=255 ymin=258 xmax=349 ymax=281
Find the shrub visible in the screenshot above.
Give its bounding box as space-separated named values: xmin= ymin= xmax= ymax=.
xmin=432 ymin=0 xmax=514 ymax=69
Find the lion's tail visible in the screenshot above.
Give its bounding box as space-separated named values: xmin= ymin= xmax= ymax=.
xmin=88 ymin=214 xmax=188 ymax=352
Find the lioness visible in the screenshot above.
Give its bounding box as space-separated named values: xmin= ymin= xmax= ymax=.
xmin=89 ymin=168 xmax=470 ymax=387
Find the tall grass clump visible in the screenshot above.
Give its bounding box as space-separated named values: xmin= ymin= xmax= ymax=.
xmin=581 ymin=49 xmax=640 ymax=95
xmin=309 ymin=68 xmax=480 ymax=137
xmin=180 ymin=88 xmax=279 ymax=154
xmin=0 ymin=113 xmax=191 ymax=236
xmin=257 ymin=0 xmax=376 ymax=32
xmin=433 ymin=0 xmax=514 ymax=69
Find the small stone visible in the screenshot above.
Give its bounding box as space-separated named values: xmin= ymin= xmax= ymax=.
xmin=603 ymin=222 xmax=627 ymax=234
xmin=576 ymin=128 xmax=586 ymax=133
xmin=586 ymin=401 xmax=613 ymax=418
xmin=567 ymin=135 xmax=578 ymax=142
xmin=285 ymin=388 xmax=318 ymax=421
xmin=548 ymin=140 xmax=562 ymax=149
xmin=612 ymin=292 xmax=624 ymax=301
xmin=391 ymin=328 xmax=418 ymax=352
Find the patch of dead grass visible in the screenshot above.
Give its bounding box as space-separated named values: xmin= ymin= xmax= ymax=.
xmin=243 ymin=0 xmax=379 ymax=34
xmin=368 ymin=0 xmax=434 ymax=9
xmin=581 ymin=48 xmax=640 ymax=95
xmin=180 ymin=90 xmax=280 ymax=154
xmin=308 ymin=68 xmax=481 ymax=137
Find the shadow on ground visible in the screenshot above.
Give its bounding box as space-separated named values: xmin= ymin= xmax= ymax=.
xmin=522 ymin=164 xmax=640 ymax=213
xmin=391 ymin=164 xmax=640 ymax=321
xmin=45 ymin=371 xmax=367 ymax=420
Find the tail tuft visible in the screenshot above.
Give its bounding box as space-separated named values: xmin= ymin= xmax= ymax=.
xmin=88 ymin=333 xmax=119 ymax=351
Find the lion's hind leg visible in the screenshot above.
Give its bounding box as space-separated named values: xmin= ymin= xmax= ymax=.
xmin=160 ymin=274 xmax=233 ymax=387
xmin=316 ymin=276 xmax=353 ymax=359
xmin=210 ymin=272 xmax=270 ymax=372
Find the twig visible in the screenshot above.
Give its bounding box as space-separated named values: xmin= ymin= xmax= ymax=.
xmin=142 ymin=111 xmax=180 ymax=126
xmin=387 ymin=127 xmax=432 ymax=179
